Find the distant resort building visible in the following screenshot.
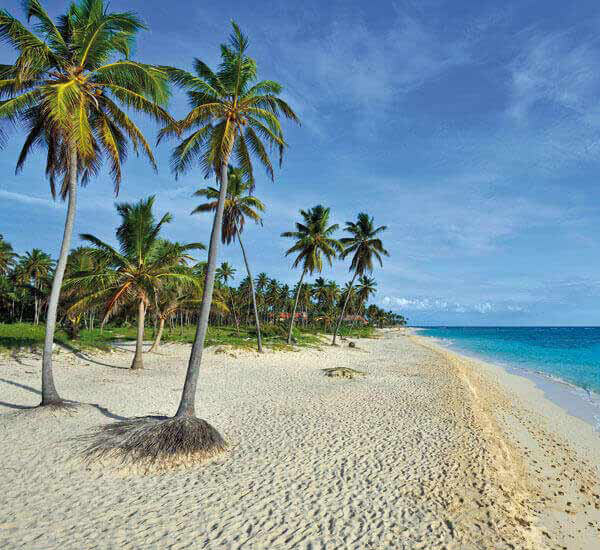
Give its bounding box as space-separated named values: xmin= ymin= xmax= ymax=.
xmin=270 ymin=312 xmax=308 ymax=321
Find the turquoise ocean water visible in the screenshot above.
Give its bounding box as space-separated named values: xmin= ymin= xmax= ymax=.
xmin=418 ymin=327 xmax=600 ymax=429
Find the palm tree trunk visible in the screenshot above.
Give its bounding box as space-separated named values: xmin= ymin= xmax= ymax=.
xmin=332 ymin=272 xmax=359 ymax=345
xmin=287 ymin=269 xmax=306 ymax=345
xmin=176 ymin=163 xmax=228 ymax=418
xmin=149 ymin=317 xmax=165 ymax=352
xmin=131 ymin=299 xmax=146 ymax=370
xmin=34 ymin=283 xmax=39 ymax=325
xmin=40 ymin=147 xmax=78 ymax=406
xmin=235 ymin=221 xmax=262 ymax=353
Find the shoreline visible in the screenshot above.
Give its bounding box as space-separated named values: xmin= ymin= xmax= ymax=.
xmin=413 ymin=328 xmax=600 ymax=433
xmin=1 ymin=329 xmax=600 ymax=548
xmin=408 ymin=329 xmax=600 ymax=548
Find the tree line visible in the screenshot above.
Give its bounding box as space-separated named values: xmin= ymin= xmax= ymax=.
xmin=0 ymin=196 xmax=405 ymax=369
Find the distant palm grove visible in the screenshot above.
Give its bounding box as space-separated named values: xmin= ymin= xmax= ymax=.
xmin=0 ymin=0 xmax=405 ymax=464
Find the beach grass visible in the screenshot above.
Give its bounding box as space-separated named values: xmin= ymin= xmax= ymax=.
xmin=0 ymin=322 xmax=373 ymax=354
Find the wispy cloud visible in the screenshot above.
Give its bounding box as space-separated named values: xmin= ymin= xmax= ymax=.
xmin=508 ymin=29 xmax=600 ymax=121
xmin=261 ymin=5 xmax=478 ymax=136
xmin=0 ymin=189 xmax=59 ymax=208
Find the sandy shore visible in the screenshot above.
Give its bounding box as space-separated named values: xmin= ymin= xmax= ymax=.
xmin=1 ymin=330 xmax=599 ymax=549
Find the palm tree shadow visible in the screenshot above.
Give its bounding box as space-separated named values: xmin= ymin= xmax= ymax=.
xmin=0 ymin=377 xmax=40 ymax=395
xmin=0 ymin=378 xmax=127 ymax=420
xmin=0 ymin=401 xmax=31 ymax=410
xmin=73 ymin=351 xmax=130 ymax=370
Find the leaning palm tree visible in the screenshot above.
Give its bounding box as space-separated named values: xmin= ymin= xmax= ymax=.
xmin=193 ymin=165 xmax=266 ymax=351
xmin=331 ymin=213 xmax=388 ymax=345
xmin=66 ymin=197 xmax=203 ymax=369
xmin=282 ymin=205 xmax=342 ymax=344
xmin=0 ymin=0 xmax=172 ymax=407
xmin=82 ymin=22 xmax=298 ymax=468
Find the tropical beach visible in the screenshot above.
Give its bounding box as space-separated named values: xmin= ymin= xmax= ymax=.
xmin=1 ymin=329 xmax=599 ymax=549
xmin=3 ymin=0 xmax=600 ymax=548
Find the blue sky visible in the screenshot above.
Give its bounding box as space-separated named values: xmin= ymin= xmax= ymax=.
xmin=2 ymin=0 xmax=600 ymax=326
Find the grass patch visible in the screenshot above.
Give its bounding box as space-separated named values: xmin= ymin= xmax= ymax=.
xmin=0 ymin=322 xmax=330 ymax=354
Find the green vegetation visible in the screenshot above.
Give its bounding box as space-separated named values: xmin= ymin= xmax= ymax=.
xmin=0 ymin=322 xmax=374 ymax=355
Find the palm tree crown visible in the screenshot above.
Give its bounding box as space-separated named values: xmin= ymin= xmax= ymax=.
xmin=192 ymin=165 xmax=265 ymax=243
xmin=216 ymin=261 xmax=235 ymax=284
xmin=161 ymin=22 xmax=299 ymax=180
xmin=17 ymin=247 xmax=53 ymax=278
xmin=0 ymin=0 xmax=172 ymax=195
xmin=282 ymin=205 xmax=343 ymax=274
xmin=340 ymin=213 xmax=389 ymax=275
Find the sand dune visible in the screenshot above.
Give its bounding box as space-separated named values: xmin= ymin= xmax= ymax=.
xmin=1 ymin=330 xmax=599 ymax=549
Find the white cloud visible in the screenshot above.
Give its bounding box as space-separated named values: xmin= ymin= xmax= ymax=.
xmin=508 ymin=30 xmax=600 ymax=121
xmin=382 ymin=295 xmax=526 ymax=315
xmin=0 ymin=189 xmax=59 ymax=208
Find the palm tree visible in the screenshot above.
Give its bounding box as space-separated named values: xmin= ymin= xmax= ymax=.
xmin=83 ymin=22 xmax=299 ymax=468
xmin=355 ymin=275 xmax=377 ymax=314
xmin=66 ymin=197 xmax=203 ymax=369
xmin=331 ymin=213 xmax=388 ymax=345
xmin=0 ymin=235 xmax=18 ymax=275
xmin=326 ymin=280 xmax=341 ymax=311
xmin=264 ymin=278 xmax=280 ymax=321
xmin=282 ymin=205 xmax=342 ymax=344
xmin=0 ymin=0 xmax=172 ymax=407
xmin=193 ymin=165 xmax=266 ymax=351
xmin=216 ymin=262 xmax=236 ymax=285
xmin=63 ymin=246 xmax=100 ymax=338
xmin=17 ymin=249 xmax=54 ymax=325
xmin=255 ymin=272 xmax=269 ymax=322
xmin=312 ymin=276 xmax=328 ymax=310
xmin=215 ymin=261 xmax=240 ymax=330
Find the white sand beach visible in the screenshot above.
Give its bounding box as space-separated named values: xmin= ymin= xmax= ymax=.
xmin=1 ymin=330 xmax=599 ymax=549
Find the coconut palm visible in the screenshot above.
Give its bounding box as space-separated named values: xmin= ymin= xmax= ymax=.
xmin=264 ymin=278 xmax=280 ymax=320
xmin=193 ymin=165 xmax=266 ymax=351
xmin=355 ymin=275 xmax=377 ymax=314
xmin=215 ymin=261 xmax=240 ymax=330
xmin=331 ymin=213 xmax=388 ymax=345
xmin=62 ymin=246 xmax=101 ymax=338
xmin=66 ymin=197 xmax=203 ymax=369
xmin=0 ymin=0 xmax=172 ymax=407
xmin=282 ymin=205 xmax=342 ymax=344
xmin=16 ymin=249 xmax=54 ymax=325
xmin=255 ymin=272 xmax=269 ymax=321
xmin=0 ymin=235 xmax=18 ymax=275
xmin=216 ymin=262 xmax=235 ymax=285
xmin=312 ymin=276 xmax=328 ymax=310
xmin=82 ymin=22 xmax=299 ymax=468
xmin=326 ymin=280 xmax=341 ymax=310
